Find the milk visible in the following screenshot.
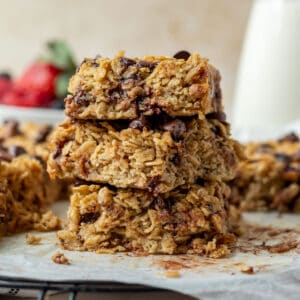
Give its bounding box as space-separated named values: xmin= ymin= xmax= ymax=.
xmin=233 ymin=0 xmax=300 ymax=131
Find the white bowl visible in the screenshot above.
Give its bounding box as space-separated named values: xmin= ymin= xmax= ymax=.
xmin=0 ymin=104 xmax=65 ymax=125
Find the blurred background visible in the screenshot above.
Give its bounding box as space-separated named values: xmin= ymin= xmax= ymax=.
xmin=0 ymin=0 xmax=252 ymax=113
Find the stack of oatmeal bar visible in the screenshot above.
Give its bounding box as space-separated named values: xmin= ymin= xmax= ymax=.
xmin=48 ymin=51 xmax=243 ymax=257
xmin=0 ymin=120 xmax=62 ymax=236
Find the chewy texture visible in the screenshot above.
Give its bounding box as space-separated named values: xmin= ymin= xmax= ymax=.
xmin=65 ymin=52 xmax=222 ymax=120
xmin=48 ymin=117 xmax=242 ymax=193
xmin=58 ymin=182 xmax=239 ymax=257
xmin=231 ymin=133 xmax=300 ymax=212
xmin=0 ymin=155 xmax=61 ymax=235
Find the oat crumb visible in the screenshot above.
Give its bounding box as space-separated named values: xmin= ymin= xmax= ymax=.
xmin=25 ymin=233 xmax=42 ymax=245
xmin=164 ymin=271 xmax=181 ymax=278
xmin=51 ymin=252 xmax=70 ymax=265
xmin=240 ymin=266 xmax=255 ymax=274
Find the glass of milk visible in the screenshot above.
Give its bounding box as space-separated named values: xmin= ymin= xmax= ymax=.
xmin=233 ymin=0 xmax=300 ymax=131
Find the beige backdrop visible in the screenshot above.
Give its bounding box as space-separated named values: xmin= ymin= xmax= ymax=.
xmin=0 ymin=0 xmax=252 ymax=112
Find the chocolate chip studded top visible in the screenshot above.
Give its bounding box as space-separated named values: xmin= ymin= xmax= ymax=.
xmin=66 ymin=52 xmax=223 ymax=120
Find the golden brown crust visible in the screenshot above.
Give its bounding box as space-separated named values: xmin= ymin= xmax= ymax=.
xmin=48 ymin=117 xmax=242 ymax=193
xmin=231 ymin=133 xmax=300 ymax=212
xmin=66 ymin=53 xmax=222 ymax=120
xmin=58 ymin=182 xmax=238 ymax=257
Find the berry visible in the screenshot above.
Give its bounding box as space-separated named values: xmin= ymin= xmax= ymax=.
xmin=16 ymin=62 xmax=61 ymax=101
xmin=2 ymin=88 xmax=51 ymax=108
xmin=0 ymin=73 xmax=12 ymax=100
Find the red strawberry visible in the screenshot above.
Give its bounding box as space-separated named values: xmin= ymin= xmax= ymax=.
xmin=15 ymin=62 xmax=61 ymax=101
xmin=2 ymin=87 xmax=51 ymax=108
xmin=0 ymin=73 xmax=12 ymax=100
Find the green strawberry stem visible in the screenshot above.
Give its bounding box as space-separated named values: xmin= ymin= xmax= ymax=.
xmin=41 ymin=40 xmax=77 ymax=99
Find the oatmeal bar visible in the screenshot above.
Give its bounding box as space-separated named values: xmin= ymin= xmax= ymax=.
xmin=58 ymin=181 xmax=238 ymax=257
xmin=0 ymin=153 xmax=61 ymax=235
xmin=0 ymin=120 xmax=69 ymax=200
xmin=65 ymin=52 xmax=222 ymax=120
xmin=0 ymin=120 xmax=53 ymax=162
xmin=48 ymin=116 xmax=243 ymax=193
xmin=231 ymin=133 xmax=300 ymax=212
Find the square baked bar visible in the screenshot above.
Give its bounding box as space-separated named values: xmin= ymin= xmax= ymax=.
xmin=0 ymin=153 xmax=61 ymax=235
xmin=58 ymin=181 xmax=239 ymax=258
xmin=65 ymin=52 xmax=222 ymax=120
xmin=48 ymin=115 xmax=243 ymax=193
xmin=230 ymin=133 xmax=300 ymax=212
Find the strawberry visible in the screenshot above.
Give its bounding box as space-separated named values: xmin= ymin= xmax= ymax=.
xmin=1 ymin=41 xmax=76 ymax=108
xmin=0 ymin=73 xmax=12 ymax=100
xmin=15 ymin=62 xmax=61 ymax=101
xmin=2 ymin=87 xmax=51 ymax=108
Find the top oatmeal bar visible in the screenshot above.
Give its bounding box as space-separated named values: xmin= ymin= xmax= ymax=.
xmin=65 ymin=52 xmax=222 ymax=120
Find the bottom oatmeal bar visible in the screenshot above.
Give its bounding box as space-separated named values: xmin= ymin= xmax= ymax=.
xmin=58 ymin=182 xmax=239 ymax=258
xmin=231 ymin=133 xmax=300 ymax=212
xmin=0 ymin=154 xmax=61 ymax=235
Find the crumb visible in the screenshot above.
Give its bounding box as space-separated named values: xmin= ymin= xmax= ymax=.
xmin=240 ymin=266 xmax=255 ymax=274
xmin=25 ymin=233 xmax=42 ymax=245
xmin=51 ymin=252 xmax=70 ymax=265
xmin=266 ymin=241 xmax=299 ymax=253
xmin=164 ymin=271 xmax=181 ymax=278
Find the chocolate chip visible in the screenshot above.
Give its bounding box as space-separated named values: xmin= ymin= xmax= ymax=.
xmin=278 ymin=132 xmax=300 ymax=143
xmin=170 ymin=153 xmax=181 ymax=165
xmin=121 ymin=78 xmax=137 ymax=90
xmin=52 ymin=140 xmax=67 ymax=159
xmin=196 ymin=178 xmax=205 ymax=186
xmin=129 ymin=115 xmax=149 ymax=130
xmin=3 ymin=120 xmax=20 ymax=138
xmin=207 ymin=112 xmax=227 ymax=124
xmin=150 ymin=196 xmax=164 ymax=210
xmin=148 ymin=175 xmax=161 ymax=193
xmin=108 ymin=86 xmax=126 ymax=102
xmin=108 ymin=120 xmax=130 ymax=131
xmin=173 ymin=50 xmax=191 ymax=60
xmin=214 ymin=82 xmax=222 ymax=112
xmin=161 ymin=119 xmax=186 ymax=141
xmin=0 ymin=147 xmax=11 ymax=162
xmin=257 ymin=143 xmax=273 ymax=153
xmin=136 ymin=60 xmax=157 ymax=70
xmin=119 ymin=57 xmax=136 ymax=68
xmin=274 ymin=153 xmax=291 ymax=164
xmin=8 ymin=145 xmax=26 ymax=157
xmin=52 ymin=147 xmax=61 ymax=159
xmin=35 ymin=125 xmax=53 ymax=143
xmin=91 ymin=57 xmax=100 ymax=67
xmin=73 ymin=90 xmax=90 ymax=107
xmin=31 ymin=155 xmax=44 ymax=165
xmin=80 ymin=212 xmax=100 ymax=224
